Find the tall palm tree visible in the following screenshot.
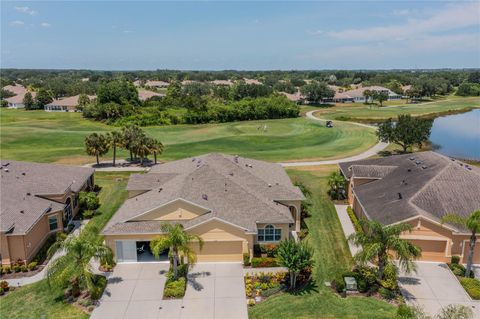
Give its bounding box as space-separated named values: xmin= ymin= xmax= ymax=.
xmin=85 ymin=133 xmax=109 ymax=165
xmin=349 ymin=219 xmax=422 ymax=280
xmin=149 ymin=138 xmax=164 ymax=164
xmin=442 ymin=210 xmax=480 ymax=278
xmin=150 ymin=223 xmax=204 ymax=280
xmin=107 ymin=131 xmax=123 ymax=166
xmin=121 ymin=125 xmax=144 ymax=161
xmin=46 ymin=230 xmax=112 ymax=298
xmin=132 ymin=135 xmax=151 ymax=166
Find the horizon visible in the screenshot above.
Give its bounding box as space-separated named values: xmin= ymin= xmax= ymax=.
xmin=1 ymin=1 xmax=479 ymax=70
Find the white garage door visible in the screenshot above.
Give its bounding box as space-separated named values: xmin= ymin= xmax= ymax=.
xmin=116 ymin=240 xmax=137 ymax=263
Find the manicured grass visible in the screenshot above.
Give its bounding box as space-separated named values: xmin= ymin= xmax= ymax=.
xmin=316 ymin=96 xmax=480 ymax=122
xmin=0 ymin=108 xmax=376 ymax=164
xmin=248 ymin=167 xmax=396 ymax=319
xmin=0 ymin=172 xmax=130 ymax=319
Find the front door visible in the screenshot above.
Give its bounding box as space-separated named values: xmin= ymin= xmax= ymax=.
xmin=115 ymin=240 xmax=137 ymax=263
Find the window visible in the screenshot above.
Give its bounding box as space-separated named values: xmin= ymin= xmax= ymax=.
xmin=48 ymin=215 xmax=58 ymax=231
xmin=257 ymin=224 xmax=281 ymax=242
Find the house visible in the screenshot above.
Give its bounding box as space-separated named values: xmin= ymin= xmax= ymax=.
xmin=102 ymin=153 xmax=304 ymax=263
xmin=0 ymin=160 xmax=94 ymax=265
xmin=280 ymin=91 xmax=304 ymax=103
xmin=2 ymin=85 xmax=36 ymax=109
xmin=45 ymin=95 xmax=96 ymax=112
xmin=138 ymin=89 xmax=165 ymax=102
xmin=243 ymin=78 xmax=262 ymax=85
xmin=339 ymin=151 xmax=480 ymax=264
xmin=328 ymin=86 xmax=402 ymax=103
xmin=210 ymin=80 xmax=234 ymax=86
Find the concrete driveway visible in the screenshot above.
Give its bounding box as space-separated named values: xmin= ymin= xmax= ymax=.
xmin=91 ymin=262 xmax=247 ymax=319
xmin=398 ymin=262 xmax=479 ymax=317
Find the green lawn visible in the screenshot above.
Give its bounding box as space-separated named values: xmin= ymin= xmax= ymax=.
xmin=0 ymin=172 xmax=130 ymax=319
xmin=317 ymin=96 xmax=480 ymax=122
xmin=248 ymin=167 xmax=396 ymax=319
xmin=0 ymin=109 xmax=376 ymax=164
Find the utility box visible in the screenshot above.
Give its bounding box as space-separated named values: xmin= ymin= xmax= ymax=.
xmin=344 ymin=277 xmax=358 ymax=292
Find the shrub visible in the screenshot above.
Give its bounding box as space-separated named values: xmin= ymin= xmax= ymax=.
xmin=0 ymin=267 xmax=3 ymax=275
xmin=380 ymin=263 xmax=398 ymax=291
xmin=396 ymin=304 xmax=416 ymax=318
xmin=263 ymin=244 xmax=278 ymax=258
xmin=27 ymin=262 xmax=38 ymax=271
xmin=243 ymin=253 xmax=251 ymax=266
xmin=0 ymin=281 xmax=9 ymax=291
xmin=2 ymin=266 xmax=11 ymax=274
xmin=0 ymin=287 xmax=3 ymax=295
xmin=332 ymin=275 xmax=345 ymax=293
xmin=13 ymin=265 xmax=21 ymax=273
xmin=347 ymin=207 xmax=362 ymax=233
xmin=379 ymin=287 xmax=395 ymax=300
xmin=253 ymin=244 xmax=262 ymax=257
xmin=248 ymin=298 xmax=255 ymax=307
xmin=251 ymin=257 xmax=278 ymax=268
xmin=79 ymin=192 xmax=100 ymax=211
xmin=261 ymin=285 xmax=282 ymax=297
xmin=164 ymin=277 xmax=186 ymax=298
xmin=83 ymin=210 xmax=95 ymax=219
xmin=20 ymin=265 xmax=28 ymax=272
xmin=56 ymin=231 xmax=68 ymax=241
xmin=90 ymin=275 xmax=107 ymax=300
xmin=451 ymin=255 xmax=460 ymax=265
xmin=459 ymin=278 xmax=480 ymax=300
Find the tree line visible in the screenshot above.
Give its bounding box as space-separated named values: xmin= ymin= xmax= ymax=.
xmin=85 ymin=125 xmax=163 ymax=166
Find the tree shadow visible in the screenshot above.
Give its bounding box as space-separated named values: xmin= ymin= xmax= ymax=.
xmin=186 ymin=271 xmax=211 ymax=291
xmin=288 ymin=281 xmax=319 ymax=296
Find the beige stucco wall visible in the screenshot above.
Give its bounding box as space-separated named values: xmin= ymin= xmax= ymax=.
xmin=277 ymin=200 xmax=301 ymax=233
xmin=255 ymin=223 xmax=290 ymax=244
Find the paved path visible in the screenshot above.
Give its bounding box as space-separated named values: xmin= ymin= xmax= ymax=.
xmin=5 ymin=220 xmax=88 ymax=287
xmin=398 ymin=262 xmax=479 ymax=317
xmin=91 ymin=262 xmax=247 ymax=319
xmin=334 ymin=205 xmax=361 ymax=257
xmin=280 ymin=111 xmax=388 ymax=167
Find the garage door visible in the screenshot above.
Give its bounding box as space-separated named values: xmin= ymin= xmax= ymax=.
xmin=193 ymin=241 xmax=243 ymax=262
xmin=115 ymin=240 xmax=137 ymax=263
xmin=409 ymin=239 xmax=447 ymax=262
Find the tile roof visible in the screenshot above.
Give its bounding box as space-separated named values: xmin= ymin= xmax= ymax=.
xmin=339 ymin=152 xmax=480 ymax=231
xmin=46 ymin=95 xmax=96 ymax=107
xmin=138 ymin=89 xmax=165 ymax=101
xmin=0 ymin=160 xmax=94 ymax=235
xmin=103 ymin=153 xmax=304 ymax=235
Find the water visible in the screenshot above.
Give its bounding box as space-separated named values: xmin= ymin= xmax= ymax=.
xmin=429 ymin=109 xmax=480 ymax=161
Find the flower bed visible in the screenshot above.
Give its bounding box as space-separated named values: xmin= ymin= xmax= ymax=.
xmin=244 ymin=271 xmax=286 ymax=306
xmin=163 ymin=264 xmax=188 ymax=299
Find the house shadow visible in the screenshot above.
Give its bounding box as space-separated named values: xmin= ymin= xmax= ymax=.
xmin=186 ymin=271 xmax=212 ymax=291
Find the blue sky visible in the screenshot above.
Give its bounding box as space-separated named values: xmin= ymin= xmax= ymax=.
xmin=1 ymin=1 xmax=479 ymax=70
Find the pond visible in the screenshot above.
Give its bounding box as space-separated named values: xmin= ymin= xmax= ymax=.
xmin=429 ymin=108 xmax=480 ymax=161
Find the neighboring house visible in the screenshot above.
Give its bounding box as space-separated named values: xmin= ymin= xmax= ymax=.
xmin=102 ymin=153 xmax=304 ymax=263
xmin=210 ymin=80 xmax=234 ymax=86
xmin=2 ymin=85 xmax=36 ymax=109
xmin=138 ymin=89 xmax=165 ymax=102
xmin=327 ymin=86 xmax=402 ymax=103
xmin=0 ymin=160 xmax=94 ymax=265
xmin=45 ymin=95 xmax=96 ymax=112
xmin=280 ymin=91 xmax=304 ymax=103
xmin=339 ymin=151 xmax=480 ymax=264
xmin=243 ymin=78 xmax=262 ymax=85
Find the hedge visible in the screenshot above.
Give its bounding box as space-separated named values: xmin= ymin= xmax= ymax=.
xmin=251 ymin=257 xmax=278 ymax=268
xmin=347 ymin=206 xmax=362 ymax=233
xmin=460 ymin=278 xmax=480 ymax=300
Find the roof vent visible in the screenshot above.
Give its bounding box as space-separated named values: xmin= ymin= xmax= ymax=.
xmin=398 ymin=193 xmax=403 ymax=200
xmin=22 ymin=172 xmax=26 ymax=176
xmin=229 ymin=172 xmax=234 ymax=176
xmin=407 ymin=169 xmax=411 ymax=172
xmin=20 ymin=210 xmax=24 ymax=214
xmin=158 ymin=188 xmax=163 ymax=192
xmin=202 ymin=194 xmax=208 ymax=200
xmin=421 ymin=165 xmax=428 ymax=169
xmin=3 ymin=168 xmax=9 ymax=172
xmin=268 ymin=184 xmax=272 ymax=187
xmin=409 ymin=157 xmax=415 ymax=161
xmin=415 ymin=161 xmax=422 ymax=165
xmin=26 ymin=192 xmax=31 ymax=196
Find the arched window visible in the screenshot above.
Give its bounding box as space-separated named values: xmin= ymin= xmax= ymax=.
xmin=257 ymin=224 xmax=282 ymax=242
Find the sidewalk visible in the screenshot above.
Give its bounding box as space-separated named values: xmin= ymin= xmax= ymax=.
xmin=334 ymin=204 xmax=360 ymax=257
xmin=5 ymin=220 xmax=88 ymax=287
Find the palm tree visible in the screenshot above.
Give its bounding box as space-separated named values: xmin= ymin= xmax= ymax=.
xmin=85 ymin=133 xmax=109 ymax=165
xmin=362 ymin=89 xmax=372 ymax=105
xmin=276 ymin=239 xmax=313 ymax=289
xmin=107 ymin=131 xmax=123 ymax=166
xmin=150 ymin=223 xmax=204 ymax=280
xmin=121 ymin=125 xmax=144 ymax=161
xmin=349 ymin=219 xmax=422 ymax=280
xmin=46 ymin=230 xmax=112 ymax=298
xmin=132 ymin=135 xmax=151 ymax=166
xmin=441 ymin=210 xmax=480 ymax=278
xmin=149 ymin=138 xmax=164 ymax=165
xmin=327 ymin=170 xmax=346 ymax=199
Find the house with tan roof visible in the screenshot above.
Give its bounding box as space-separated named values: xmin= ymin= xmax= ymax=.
xmin=138 ymin=89 xmax=165 ymax=102
xmin=2 ymin=84 xmax=36 ymax=109
xmin=0 ymin=160 xmax=94 ymax=265
xmin=102 ymin=153 xmax=304 ymax=263
xmin=328 ymin=86 xmax=402 ymax=103
xmin=339 ymin=151 xmax=480 ymax=263
xmin=45 ymin=94 xmax=96 ymax=112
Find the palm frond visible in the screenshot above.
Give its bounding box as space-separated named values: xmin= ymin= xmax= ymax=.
xmin=441 ymin=213 xmax=467 ymax=228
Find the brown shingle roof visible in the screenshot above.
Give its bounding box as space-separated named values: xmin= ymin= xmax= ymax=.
xmin=103 ymin=153 xmax=303 ymax=235
xmin=0 ymin=160 xmax=94 ymax=234
xmin=46 ymin=95 xmax=96 ymax=107
xmin=339 ymin=152 xmax=480 ymax=231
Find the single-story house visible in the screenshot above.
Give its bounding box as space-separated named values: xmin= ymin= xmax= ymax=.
xmin=45 ymin=94 xmax=96 ymax=112
xmin=327 ymin=86 xmax=402 ymax=103
xmin=339 ymin=151 xmax=480 ymax=264
xmin=0 ymin=160 xmax=94 ymax=265
xmin=243 ymin=78 xmax=262 ymax=85
xmin=138 ymin=89 xmax=165 ymax=102
xmin=102 ymin=153 xmax=304 ymax=263
xmin=280 ymin=91 xmax=304 ymax=103
xmin=210 ymin=80 xmax=234 ymax=86
xmin=2 ymin=85 xmax=36 ymax=109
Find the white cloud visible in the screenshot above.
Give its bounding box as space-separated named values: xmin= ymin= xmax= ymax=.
xmin=14 ymin=6 xmax=37 ymax=16
xmin=10 ymin=20 xmax=25 ymax=27
xmin=40 ymin=22 xmax=51 ymax=28
xmin=307 ymin=30 xmax=323 ymax=36
xmin=392 ymin=9 xmax=410 ymax=17
xmin=327 ymin=2 xmax=479 ymax=42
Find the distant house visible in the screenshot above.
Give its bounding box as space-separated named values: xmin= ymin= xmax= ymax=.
xmin=2 ymin=84 xmax=36 ymax=109
xmin=0 ymin=160 xmax=94 ymax=265
xmin=243 ymin=78 xmax=262 ymax=85
xmin=102 ymin=153 xmax=304 ymax=263
xmin=339 ymin=151 xmax=480 ymax=263
xmin=210 ymin=80 xmax=234 ymax=86
xmin=327 ymin=86 xmax=402 ymax=103
xmin=138 ymin=89 xmax=165 ymax=102
xmin=45 ymin=95 xmax=96 ymax=112
xmin=134 ymin=80 xmax=170 ymax=88
xmin=280 ymin=91 xmax=304 ymax=103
